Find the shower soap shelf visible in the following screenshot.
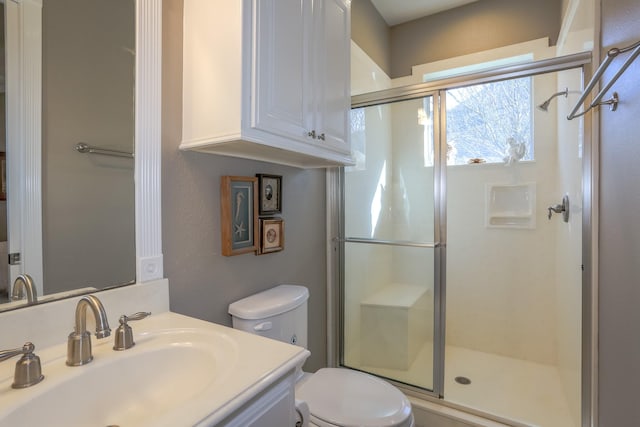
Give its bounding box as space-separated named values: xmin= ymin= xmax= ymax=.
xmin=485 ymin=183 xmax=536 ymax=229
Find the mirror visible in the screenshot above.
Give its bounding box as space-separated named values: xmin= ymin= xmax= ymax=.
xmin=0 ymin=0 xmax=137 ymax=311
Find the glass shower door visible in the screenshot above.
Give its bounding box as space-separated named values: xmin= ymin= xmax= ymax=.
xmin=443 ymin=70 xmax=583 ymax=427
xmin=342 ymin=58 xmax=588 ymax=426
xmin=342 ymin=95 xmax=439 ymax=391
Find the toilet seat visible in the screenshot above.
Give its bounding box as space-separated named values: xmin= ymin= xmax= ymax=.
xmin=296 ymin=368 xmax=413 ymax=427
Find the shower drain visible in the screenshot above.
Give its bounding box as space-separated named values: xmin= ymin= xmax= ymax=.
xmin=454 ymin=376 xmax=472 ymax=385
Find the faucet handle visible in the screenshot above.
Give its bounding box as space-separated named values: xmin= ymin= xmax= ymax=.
xmin=0 ymin=342 xmax=45 ymax=388
xmin=113 ymin=312 xmax=151 ymax=351
xmin=122 ymin=312 xmax=151 ymax=322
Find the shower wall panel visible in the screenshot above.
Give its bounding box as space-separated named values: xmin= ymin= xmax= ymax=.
xmin=445 ymin=72 xmax=562 ymax=365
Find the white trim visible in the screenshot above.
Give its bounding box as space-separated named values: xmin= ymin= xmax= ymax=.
xmin=392 ymin=38 xmax=556 ymax=87
xmin=325 ymin=168 xmax=340 ymax=367
xmin=6 ymin=0 xmax=43 ymax=294
xmin=135 ymin=0 xmax=163 ymax=282
xmin=557 ymin=0 xmax=581 ymax=49
xmin=407 ymin=395 xmax=518 ymax=427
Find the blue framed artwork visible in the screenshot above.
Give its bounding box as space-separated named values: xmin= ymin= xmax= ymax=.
xmin=220 ymin=176 xmax=258 ymax=256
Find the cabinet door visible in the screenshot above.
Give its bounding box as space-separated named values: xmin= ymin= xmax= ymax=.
xmin=218 ymin=375 xmax=296 ymax=427
xmin=314 ymin=0 xmax=350 ymax=153
xmin=251 ymin=0 xmax=312 ymax=143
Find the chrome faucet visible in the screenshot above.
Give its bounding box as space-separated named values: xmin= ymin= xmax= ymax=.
xmin=11 ymin=274 xmax=38 ymax=305
xmin=66 ymin=295 xmax=111 ymax=366
xmin=0 ymin=342 xmax=44 ymax=388
xmin=113 ymin=312 xmax=151 ymax=351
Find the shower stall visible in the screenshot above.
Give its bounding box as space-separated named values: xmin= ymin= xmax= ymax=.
xmin=333 ymin=53 xmax=592 ymax=427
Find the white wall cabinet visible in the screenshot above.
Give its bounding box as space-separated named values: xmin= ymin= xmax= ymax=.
xmin=182 ymin=0 xmax=353 ymax=168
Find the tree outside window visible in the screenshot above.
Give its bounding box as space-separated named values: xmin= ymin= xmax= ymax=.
xmin=445 ymin=77 xmax=533 ymax=165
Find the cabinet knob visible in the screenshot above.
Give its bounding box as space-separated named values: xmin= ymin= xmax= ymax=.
xmin=307 ymin=130 xmax=316 ymax=139
xmin=317 ymin=133 xmax=325 ymax=141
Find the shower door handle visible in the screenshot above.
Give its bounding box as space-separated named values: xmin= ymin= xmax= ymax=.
xmin=548 ymin=195 xmax=570 ymax=222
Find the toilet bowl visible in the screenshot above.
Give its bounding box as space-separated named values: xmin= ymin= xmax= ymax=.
xmin=228 ymin=284 xmax=415 ymax=427
xmin=297 ymin=368 xmax=413 ymax=427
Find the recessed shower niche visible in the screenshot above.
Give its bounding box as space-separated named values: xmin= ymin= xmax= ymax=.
xmin=485 ymin=183 xmax=537 ymax=229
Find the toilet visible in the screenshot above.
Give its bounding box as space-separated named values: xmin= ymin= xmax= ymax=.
xmin=228 ymin=284 xmax=415 ymax=427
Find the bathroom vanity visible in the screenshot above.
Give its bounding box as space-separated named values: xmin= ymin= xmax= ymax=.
xmin=0 ymin=281 xmax=309 ymax=426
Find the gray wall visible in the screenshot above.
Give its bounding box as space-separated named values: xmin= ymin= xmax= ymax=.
xmin=351 ymin=0 xmax=561 ymax=79
xmin=598 ymin=0 xmax=640 ymax=425
xmin=351 ymin=0 xmax=391 ymax=76
xmin=42 ymin=0 xmax=136 ymax=293
xmin=389 ymin=0 xmax=562 ymax=78
xmin=161 ymin=0 xmax=328 ymax=372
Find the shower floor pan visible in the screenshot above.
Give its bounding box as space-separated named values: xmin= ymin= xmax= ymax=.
xmin=355 ymin=343 xmax=576 ymax=427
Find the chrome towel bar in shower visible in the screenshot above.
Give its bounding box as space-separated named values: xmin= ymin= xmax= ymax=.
xmin=74 ymin=142 xmax=134 ymax=158
xmin=567 ymin=39 xmax=640 ymax=120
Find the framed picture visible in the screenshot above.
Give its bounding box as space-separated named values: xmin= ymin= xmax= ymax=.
xmin=257 ymin=174 xmax=282 ymax=215
xmin=220 ymin=176 xmax=258 ymax=256
xmin=258 ymin=218 xmax=284 ymax=254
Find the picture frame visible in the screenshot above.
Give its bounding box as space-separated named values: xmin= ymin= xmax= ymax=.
xmin=220 ymin=176 xmax=258 ymax=256
xmin=258 ymin=218 xmax=284 ymax=254
xmin=257 ymin=174 xmax=282 ymax=215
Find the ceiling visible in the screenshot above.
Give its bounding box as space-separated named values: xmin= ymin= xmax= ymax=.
xmin=370 ymin=0 xmax=480 ymax=26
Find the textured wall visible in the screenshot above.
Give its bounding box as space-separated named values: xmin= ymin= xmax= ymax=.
xmin=598 ymin=0 xmax=640 ymax=425
xmin=161 ymin=0 xmax=328 ymax=371
xmin=351 ymin=0 xmax=391 ymax=76
xmin=389 ymin=0 xmax=562 ymax=78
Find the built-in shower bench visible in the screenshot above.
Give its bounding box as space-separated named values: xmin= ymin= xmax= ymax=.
xmin=360 ymin=284 xmax=432 ymax=370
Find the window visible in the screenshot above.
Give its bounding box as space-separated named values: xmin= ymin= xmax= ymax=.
xmin=445 ymin=77 xmax=533 ymax=165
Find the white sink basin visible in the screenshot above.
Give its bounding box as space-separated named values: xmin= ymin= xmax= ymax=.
xmin=0 ymin=312 xmax=308 ymax=427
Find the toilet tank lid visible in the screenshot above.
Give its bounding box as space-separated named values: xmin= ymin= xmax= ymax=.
xmin=228 ymin=285 xmax=309 ymax=320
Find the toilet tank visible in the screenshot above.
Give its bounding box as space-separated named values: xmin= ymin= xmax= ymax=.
xmin=228 ymin=284 xmax=309 ymax=348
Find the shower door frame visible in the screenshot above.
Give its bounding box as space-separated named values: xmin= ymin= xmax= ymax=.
xmin=337 ymin=89 xmax=447 ymax=395
xmin=328 ymin=51 xmax=596 ymax=425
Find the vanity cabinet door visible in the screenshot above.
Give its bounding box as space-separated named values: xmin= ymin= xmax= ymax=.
xmin=251 ymin=0 xmax=313 ymax=144
xmin=217 ymin=373 xmax=297 ymax=427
